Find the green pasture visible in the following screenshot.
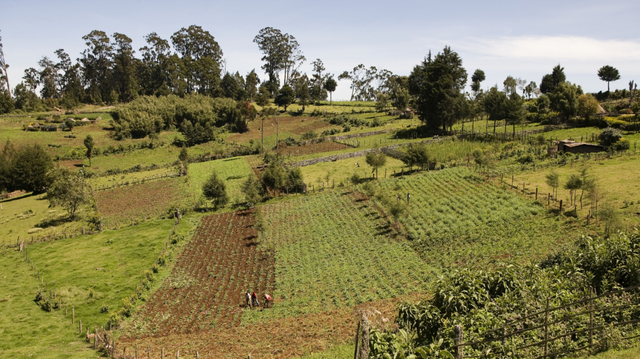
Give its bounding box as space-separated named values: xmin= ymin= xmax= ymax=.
xmin=0 ymin=193 xmax=90 ymax=247
xmin=89 ymin=167 xmax=178 ymax=188
xmin=300 ymin=155 xmax=407 ymax=187
xmin=182 ymin=156 xmax=254 ymax=205
xmin=512 ymin=153 xmax=640 ymax=228
xmin=242 ymin=190 xmax=429 ymax=324
xmin=0 ymin=217 xmax=194 ymax=358
xmin=0 ymin=249 xmax=98 ymax=358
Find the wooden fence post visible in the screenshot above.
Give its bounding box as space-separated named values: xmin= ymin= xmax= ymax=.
xmin=589 ymin=288 xmax=594 ymax=347
xmin=147 ymin=345 xmax=150 ymax=359
xmin=536 ymin=188 xmax=538 ymax=200
xmin=196 ymin=351 xmax=199 ymax=359
xmin=176 ymin=349 xmax=180 ymax=358
xmin=354 ymin=314 xmax=370 ymax=359
xmin=544 ymin=297 xmax=549 ymax=358
xmin=454 ymin=325 xmax=464 ymax=359
xmin=559 ymin=199 xmax=563 ymax=213
xmin=162 ymin=348 xmax=165 ymax=359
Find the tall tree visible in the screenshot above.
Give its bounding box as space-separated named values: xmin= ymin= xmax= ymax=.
xmin=37 ymin=56 xmax=59 ymax=99
xmin=81 ymin=30 xmax=114 ymax=104
xmin=202 ymin=171 xmax=229 ymax=209
xmin=0 ymin=30 xmax=10 ymax=97
xmin=46 ymin=168 xmax=91 ymax=219
xmin=310 ymin=58 xmax=328 ymax=101
xmin=324 ymin=76 xmax=337 ymax=105
xmin=409 ymin=46 xmax=468 ymax=131
xmin=483 ymin=86 xmax=508 ymax=134
xmin=55 ymin=49 xmax=83 ymax=107
xmin=84 ymin=135 xmax=94 ymax=166
xmin=597 ymin=65 xmax=620 ymax=93
xmin=294 ymin=74 xmax=311 ymax=111
xmin=503 ymin=76 xmax=517 ymax=95
xmin=139 ymin=32 xmax=172 ymax=96
xmin=245 ymin=69 xmax=259 ymax=102
xmin=470 ymin=69 xmax=485 ymax=95
xmin=221 ymin=72 xmax=240 ymax=99
xmin=540 ymin=64 xmax=566 ymax=94
xmin=111 ymin=32 xmax=139 ymax=102
xmin=253 ymin=27 xmax=305 ymax=89
xmin=549 ymin=82 xmax=582 ymax=121
xmin=171 ymin=25 xmax=223 ymax=95
xmin=338 ymin=64 xmax=378 ymax=101
xmin=10 ymin=143 xmax=53 ymax=193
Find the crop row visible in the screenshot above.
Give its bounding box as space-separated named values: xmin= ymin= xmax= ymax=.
xmin=242 ymin=190 xmax=429 ymax=324
xmin=131 ymin=210 xmax=274 ymax=336
xmin=370 ymin=167 xmax=572 ymax=271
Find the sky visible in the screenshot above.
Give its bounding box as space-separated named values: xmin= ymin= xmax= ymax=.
xmin=1 ymin=0 xmax=639 ymax=101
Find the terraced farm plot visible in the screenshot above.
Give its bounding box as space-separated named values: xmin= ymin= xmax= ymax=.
xmin=128 ymin=210 xmax=274 ymax=337
xmin=243 ymin=190 xmax=429 ymax=324
xmin=370 ymin=167 xmax=575 ymax=270
xmin=94 ymin=177 xmax=181 ymax=225
xmin=184 ymin=156 xmax=254 ymax=204
xmin=283 ymin=140 xmax=351 ymax=158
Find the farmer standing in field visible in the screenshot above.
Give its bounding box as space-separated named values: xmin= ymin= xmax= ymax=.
xmin=252 ymin=292 xmax=260 ymax=307
xmin=263 ymin=293 xmax=272 ymax=308
xmin=245 ymin=291 xmax=251 ymax=308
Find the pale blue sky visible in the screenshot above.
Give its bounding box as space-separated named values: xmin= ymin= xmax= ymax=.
xmin=1 ymin=0 xmax=639 ymax=100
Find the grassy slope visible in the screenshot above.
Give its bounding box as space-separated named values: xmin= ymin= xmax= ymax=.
xmin=0 ymin=249 xmax=98 ymax=358
xmin=0 ymin=218 xmax=194 ymax=358
xmin=182 ymin=156 xmax=254 ymax=205
xmin=1 ymin=194 xmax=54 ymax=246
xmin=512 ymin=153 xmax=640 ymax=228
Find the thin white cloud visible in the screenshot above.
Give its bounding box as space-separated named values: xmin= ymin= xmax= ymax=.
xmin=460 ymin=36 xmax=640 ymax=62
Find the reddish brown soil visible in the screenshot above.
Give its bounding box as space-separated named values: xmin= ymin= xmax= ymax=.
xmin=119 ymin=294 xmax=424 ymax=359
xmin=94 ymin=178 xmax=180 ymax=224
xmin=127 ymin=210 xmax=275 ymax=337
xmin=283 ymin=141 xmax=351 ymax=157
xmin=226 ymin=117 xmax=336 ymax=144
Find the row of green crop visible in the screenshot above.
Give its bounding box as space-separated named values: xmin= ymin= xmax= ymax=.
xmin=242 ymin=190 xmax=429 ymax=324
xmin=366 ymin=167 xmax=575 ymax=271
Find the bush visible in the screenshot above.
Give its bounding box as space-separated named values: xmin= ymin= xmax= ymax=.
xmin=599 ymin=127 xmax=623 ymax=147
xmin=612 ymin=139 xmax=630 ymax=152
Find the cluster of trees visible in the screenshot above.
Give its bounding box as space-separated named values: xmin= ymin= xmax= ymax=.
xmin=201 ymin=153 xmax=304 ymax=209
xmin=0 ymin=26 xmax=344 ymax=115
xmin=401 ymin=46 xmax=635 ymax=133
xmin=0 ymin=141 xmax=92 ymax=218
xmin=111 ymin=93 xmax=252 ymax=144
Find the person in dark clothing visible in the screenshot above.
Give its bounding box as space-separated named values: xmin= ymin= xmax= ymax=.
xmin=251 ymin=292 xmax=260 ymax=307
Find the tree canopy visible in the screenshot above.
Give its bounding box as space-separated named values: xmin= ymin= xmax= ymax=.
xmin=409 ymin=46 xmax=467 ymax=131
xmin=597 ymin=65 xmax=620 ymax=92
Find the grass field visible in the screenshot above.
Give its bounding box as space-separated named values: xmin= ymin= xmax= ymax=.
xmin=511 ymin=153 xmax=640 ymax=228
xmin=0 ymin=217 xmax=194 ymax=358
xmin=182 ymin=156 xmax=255 ymax=206
xmin=0 ymin=193 xmax=93 ymax=247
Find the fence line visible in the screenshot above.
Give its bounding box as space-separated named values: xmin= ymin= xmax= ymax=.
xmin=452 ymin=285 xmax=640 ymax=358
